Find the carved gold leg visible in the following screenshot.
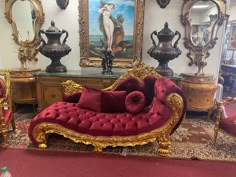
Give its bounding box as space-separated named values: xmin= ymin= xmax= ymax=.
xmin=33 ymin=127 xmax=48 ymax=149
xmin=38 ymin=143 xmax=47 ymax=149
xmin=94 ymin=144 xmax=104 ymax=152
xmin=158 ymin=136 xmax=171 ymax=157
xmin=1 ymin=119 xmax=8 ymax=145
xmin=2 ymin=128 xmax=8 ymax=145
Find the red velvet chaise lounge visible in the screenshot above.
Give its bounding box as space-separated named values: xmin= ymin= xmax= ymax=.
xmin=28 ymin=64 xmax=186 ymax=157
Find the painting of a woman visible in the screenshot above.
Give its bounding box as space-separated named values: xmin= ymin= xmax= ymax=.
xmin=98 ymin=3 xmax=115 ymax=52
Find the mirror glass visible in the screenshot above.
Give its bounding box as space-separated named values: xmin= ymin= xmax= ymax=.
xmin=189 ymin=1 xmax=218 ymax=46
xmin=12 ymin=0 xmax=36 ymax=42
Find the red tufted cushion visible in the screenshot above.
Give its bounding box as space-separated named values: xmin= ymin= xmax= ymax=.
xmin=77 ymin=88 xmax=126 ymax=113
xmin=77 ymin=88 xmax=101 ymax=112
xmin=28 ymin=101 xmax=173 ymax=146
xmin=125 ymin=91 xmax=146 ymax=114
xmin=63 ymin=91 xmax=82 ymax=103
xmin=101 ymin=90 xmax=126 ymax=113
xmin=219 ymin=115 xmax=236 ymax=136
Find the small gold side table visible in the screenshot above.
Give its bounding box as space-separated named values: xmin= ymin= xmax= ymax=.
xmin=10 ymin=68 xmax=41 ymax=112
xmin=181 ymin=73 xmax=218 ymax=119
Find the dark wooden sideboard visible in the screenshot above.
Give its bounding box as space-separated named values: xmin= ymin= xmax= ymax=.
xmin=34 ymin=70 xmax=123 ymax=111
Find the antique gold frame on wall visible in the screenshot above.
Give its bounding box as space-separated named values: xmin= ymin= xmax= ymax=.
xmin=5 ymin=0 xmax=44 ymax=68
xmin=78 ymin=0 xmax=145 ymax=68
xmin=181 ymin=0 xmax=227 ymax=75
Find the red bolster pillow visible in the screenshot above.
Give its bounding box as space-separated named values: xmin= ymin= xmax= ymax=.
xmin=125 ymin=91 xmax=146 ymax=114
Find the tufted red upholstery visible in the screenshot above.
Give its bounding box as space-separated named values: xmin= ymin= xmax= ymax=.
xmin=29 ymin=100 xmax=172 ymax=146
xmin=29 ymin=76 xmax=185 ymax=147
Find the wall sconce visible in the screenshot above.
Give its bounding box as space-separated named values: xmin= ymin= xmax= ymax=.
xmin=156 ymin=0 xmax=170 ymax=8
xmin=56 ymin=0 xmax=69 ymax=9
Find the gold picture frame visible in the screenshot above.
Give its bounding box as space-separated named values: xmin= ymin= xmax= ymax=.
xmin=5 ymin=0 xmax=44 ymax=68
xmin=78 ymin=0 xmax=145 ymax=68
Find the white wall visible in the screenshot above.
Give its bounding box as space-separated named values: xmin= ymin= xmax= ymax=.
xmin=0 ymin=0 xmax=80 ymax=70
xmin=143 ymin=0 xmax=225 ymax=77
xmin=0 ymin=0 xmax=227 ymax=78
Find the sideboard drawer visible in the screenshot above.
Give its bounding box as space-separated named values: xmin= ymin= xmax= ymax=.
xmin=35 ymin=71 xmax=122 ymax=111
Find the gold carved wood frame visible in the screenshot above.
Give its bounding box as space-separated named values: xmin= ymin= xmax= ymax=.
xmin=78 ymin=0 xmax=145 ymax=68
xmin=181 ymin=0 xmax=228 ymax=74
xmin=5 ymin=0 xmax=44 ymax=67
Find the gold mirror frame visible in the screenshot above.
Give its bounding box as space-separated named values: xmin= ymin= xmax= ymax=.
xmin=78 ymin=0 xmax=145 ymax=68
xmin=181 ymin=0 xmax=228 ymax=75
xmin=5 ymin=0 xmax=44 ymax=68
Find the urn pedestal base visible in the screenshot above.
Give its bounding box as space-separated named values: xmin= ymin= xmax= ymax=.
xmin=155 ymin=62 xmax=173 ymax=76
xmin=46 ymin=59 xmax=67 ymax=73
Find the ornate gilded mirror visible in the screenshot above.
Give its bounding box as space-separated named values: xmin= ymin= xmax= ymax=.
xmin=181 ymin=0 xmax=227 ymax=75
xmin=5 ymin=0 xmax=44 ymax=69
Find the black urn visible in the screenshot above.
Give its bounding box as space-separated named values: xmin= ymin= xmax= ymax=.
xmin=147 ymin=22 xmax=181 ymax=76
xmin=39 ymin=21 xmax=71 ymax=72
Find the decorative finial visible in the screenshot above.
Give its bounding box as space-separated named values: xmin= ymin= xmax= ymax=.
xmin=51 ymin=21 xmax=55 ymax=26
xmin=164 ymin=22 xmax=168 ymax=28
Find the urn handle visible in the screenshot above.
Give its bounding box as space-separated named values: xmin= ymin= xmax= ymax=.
xmin=150 ymin=31 xmax=158 ymax=46
xmin=62 ymin=29 xmax=69 ymax=44
xmin=39 ymin=30 xmax=46 ymax=45
xmin=174 ymin=31 xmax=181 ymax=48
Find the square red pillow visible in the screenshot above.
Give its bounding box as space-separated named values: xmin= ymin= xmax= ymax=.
xmin=77 ymin=87 xmax=101 ymax=112
xmin=101 ymin=90 xmax=126 ymax=113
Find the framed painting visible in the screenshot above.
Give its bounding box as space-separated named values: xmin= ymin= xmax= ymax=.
xmin=78 ymin=0 xmax=145 ymax=68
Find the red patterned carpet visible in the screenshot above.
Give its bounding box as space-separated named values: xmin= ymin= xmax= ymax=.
xmin=2 ymin=111 xmax=236 ymax=162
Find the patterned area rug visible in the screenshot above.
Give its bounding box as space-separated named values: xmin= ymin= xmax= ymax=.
xmin=2 ymin=112 xmax=236 ymax=162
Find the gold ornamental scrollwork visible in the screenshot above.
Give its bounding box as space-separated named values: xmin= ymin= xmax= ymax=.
xmin=181 ymin=0 xmax=228 ymax=75
xmin=5 ymin=0 xmax=45 ymax=69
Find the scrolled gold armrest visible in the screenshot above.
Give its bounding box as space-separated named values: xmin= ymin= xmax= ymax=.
xmin=62 ymin=80 xmax=83 ymax=95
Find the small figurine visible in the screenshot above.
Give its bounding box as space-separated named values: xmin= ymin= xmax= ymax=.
xmin=101 ymin=51 xmax=114 ymax=75
xmin=18 ymin=48 xmax=28 ymax=69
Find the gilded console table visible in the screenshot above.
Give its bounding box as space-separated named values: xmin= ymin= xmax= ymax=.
xmin=34 ymin=70 xmax=123 ymax=112
xmin=181 ymin=73 xmax=217 ymax=118
xmin=10 ymin=68 xmax=41 ymax=112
